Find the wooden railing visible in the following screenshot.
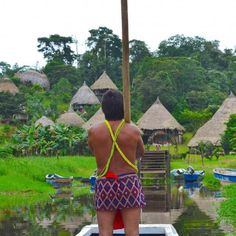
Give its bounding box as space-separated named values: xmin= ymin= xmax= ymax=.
xmin=139 ymin=150 xmax=171 ymax=212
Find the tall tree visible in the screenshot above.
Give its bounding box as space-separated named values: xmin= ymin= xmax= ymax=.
xmin=0 ymin=92 xmax=25 ymax=119
xmin=37 ymin=34 xmax=76 ymax=64
xmin=0 ymin=61 xmax=11 ymax=77
xmin=80 ymin=27 xmax=122 ymax=87
xmin=86 ymin=27 xmax=122 ymax=61
xmin=222 ymin=114 xmax=236 ymax=152
xmin=43 ymin=60 xmax=80 ymax=86
xmin=158 ymin=35 xmax=206 ymax=57
xmin=129 ymin=39 xmax=152 ymax=80
xmin=129 ymin=40 xmax=151 ymax=63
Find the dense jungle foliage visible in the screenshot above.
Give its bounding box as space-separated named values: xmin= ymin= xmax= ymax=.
xmin=1 ymin=27 xmax=236 ymax=155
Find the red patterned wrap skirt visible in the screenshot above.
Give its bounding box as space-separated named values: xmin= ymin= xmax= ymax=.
xmin=95 ymin=173 xmax=146 ymax=211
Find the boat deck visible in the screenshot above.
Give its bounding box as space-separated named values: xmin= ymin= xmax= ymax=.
xmin=77 ymin=224 xmax=179 ymax=236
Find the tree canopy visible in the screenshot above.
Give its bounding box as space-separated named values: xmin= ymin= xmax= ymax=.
xmin=1 ymin=28 xmax=236 ymax=132
xmin=37 ymin=34 xmax=76 ymax=65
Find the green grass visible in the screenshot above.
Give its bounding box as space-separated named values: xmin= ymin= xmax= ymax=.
xmin=217 ymin=184 xmax=236 ymax=228
xmin=0 ymin=156 xmax=96 ymax=209
xmin=171 ymin=154 xmax=236 ymax=189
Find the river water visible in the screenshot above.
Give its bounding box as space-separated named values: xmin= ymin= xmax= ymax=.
xmin=0 ymin=182 xmax=235 ymax=236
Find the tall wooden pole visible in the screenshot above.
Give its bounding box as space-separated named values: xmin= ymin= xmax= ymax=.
xmin=121 ymin=0 xmax=131 ymax=123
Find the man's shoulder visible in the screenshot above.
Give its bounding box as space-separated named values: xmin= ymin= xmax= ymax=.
xmin=125 ymin=122 xmax=142 ymax=135
xmin=89 ymin=122 xmax=105 ymax=134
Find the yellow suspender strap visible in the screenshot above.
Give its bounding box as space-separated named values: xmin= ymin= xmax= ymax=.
xmin=97 ymin=119 xmax=138 ymax=178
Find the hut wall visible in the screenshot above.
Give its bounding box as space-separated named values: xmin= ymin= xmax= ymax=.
xmin=143 ymin=129 xmax=183 ymax=145
xmin=93 ymin=89 xmax=109 ymax=102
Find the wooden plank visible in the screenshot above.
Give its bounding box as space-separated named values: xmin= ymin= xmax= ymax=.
xmin=121 ymin=0 xmax=131 ymax=122
xmin=140 ymin=170 xmax=166 ymax=174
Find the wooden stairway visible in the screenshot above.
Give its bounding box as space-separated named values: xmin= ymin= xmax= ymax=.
xmin=138 ymin=150 xmax=171 ymax=212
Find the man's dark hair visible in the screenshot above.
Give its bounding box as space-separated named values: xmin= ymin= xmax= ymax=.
xmin=102 ymin=89 xmax=124 ymax=120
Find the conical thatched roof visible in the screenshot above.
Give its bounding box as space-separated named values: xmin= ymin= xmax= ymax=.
xmin=70 ymin=81 xmax=100 ymax=106
xmin=56 ymin=112 xmax=85 ymax=127
xmin=83 ymin=108 xmax=143 ymax=134
xmin=82 ymin=108 xmax=105 ymax=130
xmin=0 ymin=77 xmax=19 ymax=94
xmin=16 ymin=70 xmax=50 ymax=90
xmin=91 ymin=71 xmax=118 ymax=90
xmin=137 ymin=98 xmax=185 ymax=131
xmin=188 ymin=92 xmax=236 ymax=147
xmin=35 ymin=116 xmax=55 ymax=127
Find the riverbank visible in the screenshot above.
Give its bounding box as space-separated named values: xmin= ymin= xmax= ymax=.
xmin=171 ymin=154 xmax=236 ymax=229
xmin=1 ymin=154 xmax=236 ymax=229
xmin=170 ymin=154 xmax=236 ymax=190
xmin=0 ymin=156 xmax=96 ymax=209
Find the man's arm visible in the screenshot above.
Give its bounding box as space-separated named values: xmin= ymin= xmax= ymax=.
xmin=88 ymin=128 xmax=94 ymax=154
xmin=136 ymin=135 xmax=144 ymax=160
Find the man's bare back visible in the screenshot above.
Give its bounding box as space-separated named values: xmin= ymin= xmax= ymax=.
xmin=88 ymin=89 xmax=145 ymax=236
xmin=88 ymin=120 xmax=144 ymax=176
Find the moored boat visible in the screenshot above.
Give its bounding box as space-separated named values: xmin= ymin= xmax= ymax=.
xmin=45 ymin=173 xmax=73 ymax=188
xmin=77 ymin=224 xmax=179 ymax=236
xmin=171 ymin=166 xmax=204 ymax=182
xmin=213 ymin=168 xmax=236 ymax=182
xmin=183 ymin=170 xmax=205 ymax=182
xmin=170 ymin=168 xmax=185 ymax=180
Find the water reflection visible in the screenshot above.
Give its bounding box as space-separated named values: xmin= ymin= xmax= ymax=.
xmin=0 ymin=194 xmax=96 ymax=236
xmin=0 ymin=182 xmax=234 ymax=236
xmin=141 ymin=181 xmax=229 ymax=235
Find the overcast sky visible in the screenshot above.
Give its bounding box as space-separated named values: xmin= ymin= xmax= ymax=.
xmin=1 ymin=0 xmax=236 ymax=68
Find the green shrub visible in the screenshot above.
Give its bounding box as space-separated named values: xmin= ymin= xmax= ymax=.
xmin=12 ymin=124 xmax=89 ymax=156
xmin=0 ymin=145 xmax=14 ymax=158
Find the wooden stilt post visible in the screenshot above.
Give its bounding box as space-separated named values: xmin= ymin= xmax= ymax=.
xmin=121 ymin=0 xmax=131 ymax=123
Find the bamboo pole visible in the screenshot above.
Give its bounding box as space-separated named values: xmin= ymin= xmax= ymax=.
xmin=121 ymin=0 xmax=131 ymax=123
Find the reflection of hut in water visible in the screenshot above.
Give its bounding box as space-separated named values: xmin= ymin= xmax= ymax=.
xmin=35 ymin=116 xmax=55 ymax=127
xmin=188 ymin=92 xmax=236 ymax=147
xmin=173 ymin=201 xmax=226 ymax=235
xmin=0 ymin=77 xmax=19 ymax=94
xmin=15 ymin=70 xmax=50 ymax=90
xmin=56 ymin=112 xmax=85 ymax=127
xmin=137 ymin=98 xmax=185 ymax=144
xmin=70 ymin=81 xmax=100 ymax=112
xmin=90 ymin=71 xmax=118 ymax=101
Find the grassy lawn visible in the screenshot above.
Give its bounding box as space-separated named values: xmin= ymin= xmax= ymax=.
xmin=0 ymin=156 xmax=96 ymax=209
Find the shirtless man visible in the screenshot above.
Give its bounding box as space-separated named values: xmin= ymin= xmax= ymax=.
xmin=88 ymin=89 xmax=145 ymax=236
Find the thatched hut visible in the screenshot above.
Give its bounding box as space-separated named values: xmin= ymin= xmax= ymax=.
xmin=16 ymin=70 xmax=50 ymax=90
xmin=56 ymin=112 xmax=85 ymax=127
xmin=0 ymin=77 xmax=19 ymax=94
xmin=82 ymin=108 xmax=105 ymax=130
xmin=188 ymin=92 xmax=236 ymax=147
xmin=91 ymin=71 xmax=118 ymax=101
xmin=137 ymin=98 xmax=185 ymax=144
xmin=70 ymin=81 xmax=100 ymax=111
xmin=35 ymin=116 xmax=55 ymax=127
xmin=83 ymin=108 xmax=142 ymax=134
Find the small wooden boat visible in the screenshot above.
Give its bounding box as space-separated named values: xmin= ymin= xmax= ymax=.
xmin=45 ymin=174 xmax=73 ymax=188
xmin=77 ymin=224 xmax=179 ymax=236
xmin=46 ymin=174 xmax=96 ymax=189
xmin=183 ymin=170 xmax=205 ymax=182
xmin=213 ymin=168 xmax=236 ymax=182
xmin=171 ymin=166 xmax=204 ymax=182
xmin=170 ymin=168 xmax=185 ymax=180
